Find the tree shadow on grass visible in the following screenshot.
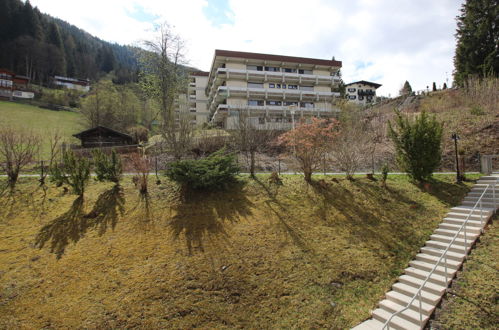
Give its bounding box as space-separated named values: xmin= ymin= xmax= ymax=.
xmin=169 ymin=181 xmax=254 ymax=255
xmin=308 ymin=179 xmax=424 ymax=258
xmin=35 ymin=185 xmax=125 ymax=259
xmin=252 ymin=177 xmax=313 ymax=253
xmin=423 ymin=179 xmax=471 ymax=206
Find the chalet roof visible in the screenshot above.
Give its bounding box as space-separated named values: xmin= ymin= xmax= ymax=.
xmin=73 ymin=126 xmax=133 ymax=140
xmin=0 ymin=68 xmax=15 ymax=75
xmin=14 ymin=75 xmax=30 ymax=80
xmin=345 ymin=80 xmax=382 ymax=89
xmin=214 ymin=49 xmax=342 ymax=67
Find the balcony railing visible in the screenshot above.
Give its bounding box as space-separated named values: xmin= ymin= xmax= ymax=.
xmin=358 ymin=90 xmax=375 ymax=96
xmin=213 ymin=86 xmax=339 ymax=100
xmin=207 ymin=68 xmax=341 ymax=102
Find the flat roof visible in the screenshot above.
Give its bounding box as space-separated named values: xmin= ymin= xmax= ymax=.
xmin=214 ymin=49 xmax=342 ymax=67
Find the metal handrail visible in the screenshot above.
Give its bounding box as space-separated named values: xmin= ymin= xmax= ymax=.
xmin=383 ymin=180 xmax=497 ymax=329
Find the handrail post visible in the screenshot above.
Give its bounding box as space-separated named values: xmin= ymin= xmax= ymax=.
xmin=444 ymin=255 xmax=448 ymax=283
xmin=418 ymin=291 xmax=422 ymax=324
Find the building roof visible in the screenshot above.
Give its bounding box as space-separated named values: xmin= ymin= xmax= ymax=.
xmin=214 ymin=49 xmax=342 ymax=67
xmin=345 ymin=80 xmax=382 ymax=88
xmin=0 ymin=68 xmax=15 ymax=75
xmin=73 ymin=126 xmax=133 ymax=140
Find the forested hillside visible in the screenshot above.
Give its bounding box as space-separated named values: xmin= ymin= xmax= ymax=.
xmin=0 ymin=0 xmax=139 ymax=84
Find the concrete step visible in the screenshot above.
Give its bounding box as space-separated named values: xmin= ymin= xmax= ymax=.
xmin=379 ymin=299 xmax=431 ymax=325
xmin=392 ymin=282 xmax=442 ymax=304
xmin=462 ymin=201 xmax=498 ymax=208
xmin=385 ymin=290 xmax=436 ymax=314
xmin=438 ymin=223 xmax=481 ymax=234
xmin=351 ymin=319 xmax=386 ymax=330
xmin=409 ymin=259 xmax=458 ymax=279
xmin=420 ymin=246 xmax=466 ymax=262
xmin=434 ymin=227 xmax=480 ymax=239
xmin=446 ymin=211 xmax=490 ymax=220
xmin=449 ymin=206 xmax=494 ymax=215
xmin=372 ymin=307 xmax=423 ymax=330
xmin=442 ymin=217 xmax=484 ymax=228
xmin=405 ymin=266 xmax=450 ymax=286
xmin=398 ymin=274 xmax=447 ymax=296
xmin=415 ymin=253 xmax=461 ymax=269
xmin=430 ymin=234 xmax=475 ymax=246
xmin=463 ymin=198 xmax=499 ymax=205
xmin=426 ymin=239 xmax=471 ymax=254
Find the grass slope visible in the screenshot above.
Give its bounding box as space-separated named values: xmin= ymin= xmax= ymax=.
xmin=0 ymin=174 xmax=476 ymax=328
xmin=432 ymin=217 xmax=499 ymax=329
xmin=0 ymin=100 xmax=83 ymax=158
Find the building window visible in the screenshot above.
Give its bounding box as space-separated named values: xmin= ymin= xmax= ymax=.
xmin=267 ymin=100 xmax=282 ymax=106
xmin=358 ymin=96 xmax=364 ymax=100
xmin=298 ymin=69 xmax=313 ymax=74
xmin=287 ymin=84 xmax=298 ymax=89
xmin=259 ymin=117 xmax=265 ymax=124
xmin=282 ymin=84 xmax=286 ymax=89
xmin=349 ymin=95 xmax=356 ymax=100
xmin=248 ymin=82 xmax=264 ymax=88
xmin=248 ymin=100 xmax=264 ymax=106
xmin=283 ymin=68 xmax=297 ymax=73
xmin=300 ymin=102 xmax=314 ymax=108
xmin=347 ymin=88 xmax=356 ymax=92
xmin=269 ymin=83 xmax=275 ymax=88
xmin=265 ymin=66 xmax=280 ymax=72
xmin=247 ymin=65 xmax=263 ymax=71
xmin=300 ymin=85 xmax=314 ymax=91
xmin=284 ymin=101 xmax=299 ymax=106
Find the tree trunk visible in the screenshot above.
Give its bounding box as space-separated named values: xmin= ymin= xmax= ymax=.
xmin=304 ymin=167 xmax=312 ymax=183
xmin=250 ymin=150 xmax=255 ymax=177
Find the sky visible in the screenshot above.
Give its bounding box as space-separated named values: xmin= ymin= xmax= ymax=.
xmin=29 ymin=0 xmax=464 ymax=96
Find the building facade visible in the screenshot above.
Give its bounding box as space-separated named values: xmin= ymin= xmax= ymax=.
xmin=53 ymin=76 xmax=90 ymax=92
xmin=204 ymin=50 xmax=342 ymax=129
xmin=188 ymin=71 xmax=210 ymax=126
xmin=0 ymin=69 xmax=34 ymax=99
xmin=345 ymin=80 xmax=381 ymax=106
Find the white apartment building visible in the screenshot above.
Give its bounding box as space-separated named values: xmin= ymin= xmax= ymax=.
xmin=345 ymin=80 xmax=381 ymax=106
xmin=188 ymin=71 xmax=210 ymax=125
xmin=204 ymin=50 xmax=342 ymax=129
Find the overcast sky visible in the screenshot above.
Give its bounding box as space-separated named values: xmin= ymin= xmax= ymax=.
xmin=30 ymin=0 xmax=464 ymax=96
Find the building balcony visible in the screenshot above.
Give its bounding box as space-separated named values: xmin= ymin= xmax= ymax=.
xmin=358 ymin=90 xmax=375 ymax=96
xmin=207 ymin=68 xmax=341 ymax=101
xmin=211 ymin=103 xmax=339 ymax=123
xmin=211 ymin=86 xmax=339 ymax=103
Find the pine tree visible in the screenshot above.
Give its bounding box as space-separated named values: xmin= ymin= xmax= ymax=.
xmin=388 ymin=111 xmax=444 ymax=183
xmin=443 ymin=82 xmax=448 ymax=90
xmin=432 ymin=82 xmax=437 ymax=91
xmin=453 ymin=0 xmax=499 ymax=86
xmin=399 ymin=80 xmax=412 ymax=95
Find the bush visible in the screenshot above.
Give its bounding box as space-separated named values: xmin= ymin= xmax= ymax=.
xmin=92 ymin=149 xmax=122 ymax=183
xmin=388 ymin=110 xmax=443 ymax=182
xmin=381 ymin=163 xmax=389 ymax=187
xmin=50 ymin=149 xmax=90 ymax=195
xmin=166 ymin=149 xmax=239 ymax=190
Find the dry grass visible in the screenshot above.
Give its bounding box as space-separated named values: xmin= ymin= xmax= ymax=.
xmin=431 ymin=216 xmax=499 ymax=329
xmin=0 ymin=174 xmax=476 ymax=328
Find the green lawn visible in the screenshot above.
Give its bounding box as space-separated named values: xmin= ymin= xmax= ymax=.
xmin=0 ymin=100 xmax=84 ymax=158
xmin=0 ymin=174 xmax=477 ymax=328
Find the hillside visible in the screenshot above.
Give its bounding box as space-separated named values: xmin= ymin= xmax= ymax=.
xmin=0 ymin=0 xmax=139 ymax=84
xmin=0 ymin=100 xmax=83 ymax=157
xmin=0 ymin=174 xmax=477 ymax=328
xmin=369 ymin=79 xmax=499 ymax=171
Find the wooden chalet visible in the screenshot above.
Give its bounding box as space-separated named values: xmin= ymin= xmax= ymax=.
xmin=73 ymin=126 xmax=135 ymax=148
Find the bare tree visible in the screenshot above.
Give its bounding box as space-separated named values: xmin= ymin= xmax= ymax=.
xmin=139 ymin=22 xmax=192 ymax=160
xmin=231 ymin=109 xmax=280 ymax=177
xmin=40 ymin=130 xmax=63 ymax=185
xmin=0 ymin=127 xmax=40 ymax=189
xmin=333 ymin=109 xmax=371 ymax=179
